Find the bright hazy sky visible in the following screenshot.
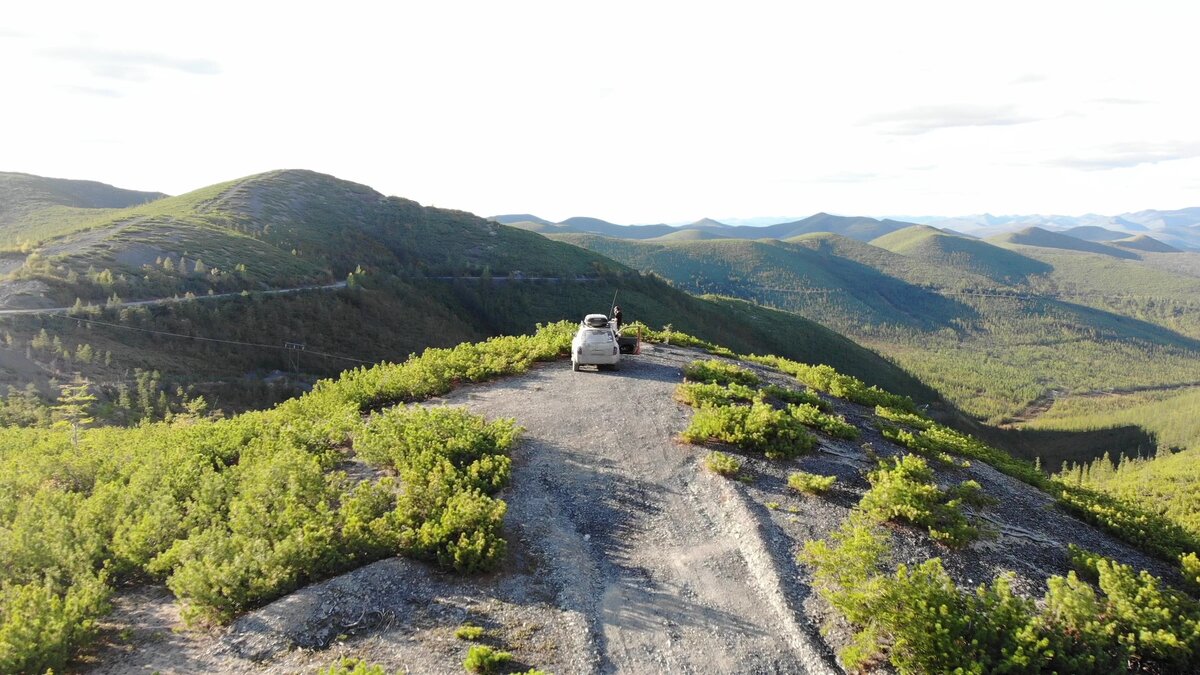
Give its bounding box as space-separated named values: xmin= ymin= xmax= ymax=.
xmin=3 ymin=1 xmax=1198 ymax=224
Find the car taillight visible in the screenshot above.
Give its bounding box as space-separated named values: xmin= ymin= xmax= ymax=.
xmin=613 ymin=346 xmax=618 ymax=355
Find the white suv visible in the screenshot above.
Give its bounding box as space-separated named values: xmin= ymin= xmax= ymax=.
xmin=571 ymin=314 xmax=620 ymax=371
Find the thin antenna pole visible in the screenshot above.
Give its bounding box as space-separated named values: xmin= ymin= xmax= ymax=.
xmin=610 ymin=289 xmax=618 ymax=316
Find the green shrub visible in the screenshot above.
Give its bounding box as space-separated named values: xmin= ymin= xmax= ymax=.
xmin=802 ymin=517 xmax=1200 ymax=673
xmin=463 ymin=645 xmax=512 ymax=673
xmin=704 ymin=451 xmax=741 ymax=477
xmin=788 ymin=471 xmax=837 ymax=495
xmin=682 ymin=401 xmax=815 ymax=459
xmin=455 ymin=623 xmax=485 ymax=640
xmin=630 ymin=322 xmax=737 ymax=357
xmin=761 ymin=384 xmax=828 ymax=410
xmin=859 ymin=455 xmax=979 ymax=547
xmin=674 ymin=381 xmax=758 ymax=408
xmin=747 ymin=355 xmax=917 ymax=412
xmin=789 ymin=403 xmax=858 ymax=439
xmin=683 ymin=359 xmax=761 ymax=387
xmin=318 ymin=657 xmax=389 ymax=675
xmin=1182 ymin=552 xmax=1200 ymax=593
xmin=0 ymin=572 xmax=111 ymax=674
xmin=874 ymin=405 xmax=933 ymax=430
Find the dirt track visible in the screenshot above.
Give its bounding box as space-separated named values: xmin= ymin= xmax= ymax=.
xmin=444 ymin=343 xmax=836 ymax=674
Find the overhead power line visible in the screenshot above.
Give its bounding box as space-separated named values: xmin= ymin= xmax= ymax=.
xmin=48 ymin=314 xmax=374 ymax=365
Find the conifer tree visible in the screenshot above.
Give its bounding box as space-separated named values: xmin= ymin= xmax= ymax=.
xmin=52 ymin=378 xmax=95 ymax=447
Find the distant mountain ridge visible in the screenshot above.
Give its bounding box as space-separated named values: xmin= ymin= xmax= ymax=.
xmin=491 ymin=212 xmax=923 ymax=243
xmin=494 ymin=206 xmax=1200 ymax=250
xmin=905 ymin=209 xmax=1200 ymax=250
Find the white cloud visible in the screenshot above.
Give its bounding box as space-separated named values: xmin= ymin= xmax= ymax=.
xmin=0 ymin=0 xmax=1197 ymax=220
xmin=860 ymin=104 xmax=1045 ymax=135
xmin=1047 ymin=142 xmax=1200 ymax=171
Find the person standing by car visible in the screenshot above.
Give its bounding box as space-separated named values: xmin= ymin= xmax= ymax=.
xmin=612 ymin=305 xmax=624 ymax=331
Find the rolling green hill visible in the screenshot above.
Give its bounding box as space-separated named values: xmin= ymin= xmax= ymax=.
xmin=988 ymin=226 xmax=1139 ymax=259
xmin=1112 ymin=234 xmax=1180 ymax=253
xmin=870 ymin=225 xmax=1052 ymax=283
xmin=0 ymin=170 xmax=937 ymax=415
xmin=555 ymin=230 xmax=1200 ymax=442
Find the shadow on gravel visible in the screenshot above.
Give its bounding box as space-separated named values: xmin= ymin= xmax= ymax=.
xmin=516 ymin=435 xmax=775 ymax=667
xmin=564 ymin=355 xmax=686 ymax=385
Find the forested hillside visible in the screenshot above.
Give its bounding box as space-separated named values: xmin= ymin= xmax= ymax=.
xmin=0 ymin=170 xmax=937 ymax=416
xmin=554 ymin=228 xmax=1200 ymax=452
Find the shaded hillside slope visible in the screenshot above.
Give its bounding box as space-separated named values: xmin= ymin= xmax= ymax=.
xmin=0 ymin=171 xmax=165 ymax=247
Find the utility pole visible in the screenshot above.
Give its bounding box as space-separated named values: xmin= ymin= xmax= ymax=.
xmin=284 ymin=341 xmax=305 ymax=372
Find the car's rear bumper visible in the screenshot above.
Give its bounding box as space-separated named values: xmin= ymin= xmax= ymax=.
xmin=573 ymin=351 xmax=620 ymax=365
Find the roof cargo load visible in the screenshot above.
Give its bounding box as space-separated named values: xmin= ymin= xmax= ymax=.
xmin=584 ymin=314 xmax=610 ymax=328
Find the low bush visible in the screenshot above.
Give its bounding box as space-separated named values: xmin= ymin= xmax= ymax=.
xmin=319 ymin=657 xmax=389 ymax=675
xmin=674 ymin=381 xmax=758 ymax=408
xmin=1182 ymin=552 xmax=1200 ymax=593
xmin=682 ymin=401 xmax=815 ymax=460
xmin=683 ymin=359 xmax=761 ymax=387
xmin=874 ymin=405 xmax=933 ymax=430
xmin=859 ymin=454 xmax=979 ymax=547
xmin=629 ymin=322 xmax=736 ymax=358
xmin=789 ymin=403 xmax=858 ymax=440
xmin=802 ymin=518 xmax=1200 ymax=673
xmin=463 ymin=645 xmax=512 ymax=673
xmin=788 ymin=471 xmax=837 ymax=495
xmin=761 ymin=384 xmax=827 ymax=410
xmin=455 ymin=624 xmax=485 ymax=640
xmin=747 ymin=354 xmax=918 ymax=412
xmin=704 ymin=451 xmax=741 ymax=477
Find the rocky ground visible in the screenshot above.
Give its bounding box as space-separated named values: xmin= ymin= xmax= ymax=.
xmin=81 ymin=343 xmax=1177 ymax=674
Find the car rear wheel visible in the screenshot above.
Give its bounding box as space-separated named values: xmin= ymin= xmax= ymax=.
xmin=572 ymin=360 xmax=580 ymax=372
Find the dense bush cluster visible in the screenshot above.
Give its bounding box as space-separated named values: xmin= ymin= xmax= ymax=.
xmin=682 ymin=401 xmax=815 ymax=460
xmin=789 ymin=403 xmax=858 ymax=440
xmin=747 ymin=354 xmax=918 ymax=413
xmin=804 ymin=516 xmax=1200 ymax=673
xmin=859 ymin=454 xmax=982 ymax=547
xmin=318 ymin=321 xmax=574 ymax=411
xmin=682 ymin=359 xmax=761 ymax=387
xmin=677 ymin=360 xmax=861 ymax=462
xmin=355 ymin=406 xmax=518 ymax=572
xmin=0 ymin=322 xmax=572 ymax=672
xmin=673 ymin=381 xmax=758 ymax=408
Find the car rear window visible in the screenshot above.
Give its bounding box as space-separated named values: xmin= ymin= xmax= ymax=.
xmin=583 ymin=329 xmax=613 ymax=342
